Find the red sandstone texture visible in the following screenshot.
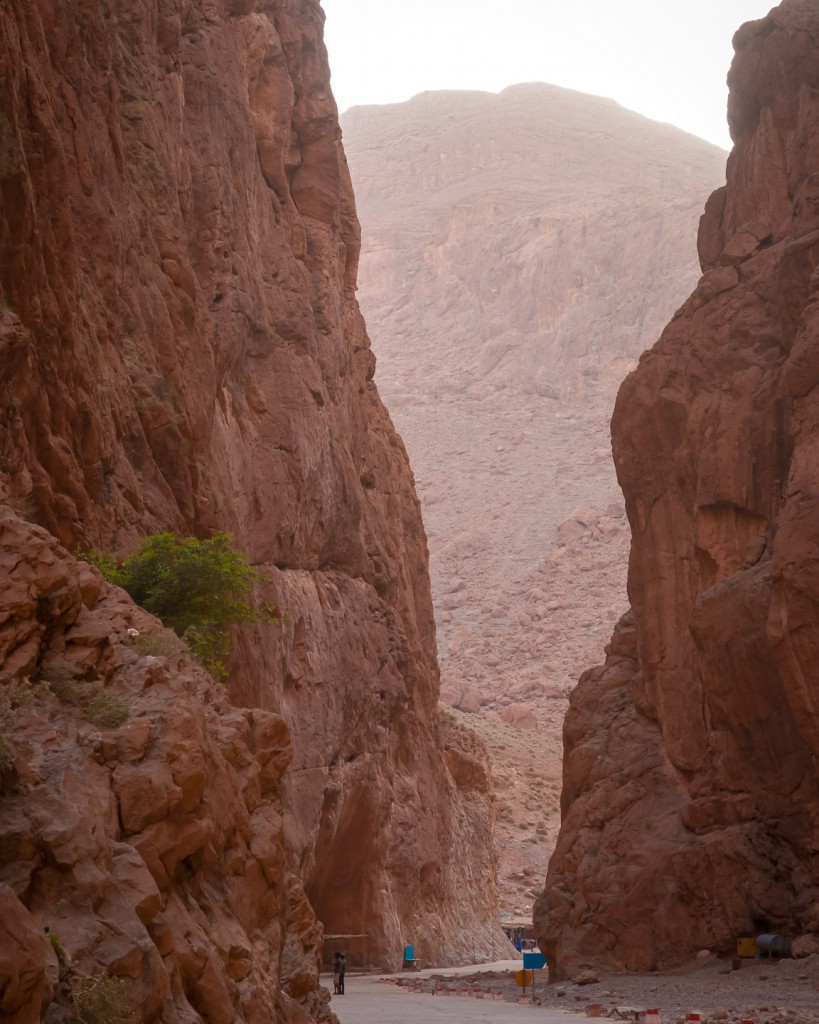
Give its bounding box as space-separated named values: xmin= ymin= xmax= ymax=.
xmin=0 ymin=0 xmax=506 ymax=1018
xmin=536 ymin=0 xmax=819 ymax=980
xmin=0 ymin=510 xmax=319 ymax=1023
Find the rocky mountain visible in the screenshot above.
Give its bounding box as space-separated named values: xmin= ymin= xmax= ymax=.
xmin=536 ymin=0 xmax=819 ymax=978
xmin=0 ymin=1 xmax=507 ymax=1020
xmin=342 ymin=85 xmax=727 ymax=722
xmin=341 ymin=86 xmax=727 ymax=914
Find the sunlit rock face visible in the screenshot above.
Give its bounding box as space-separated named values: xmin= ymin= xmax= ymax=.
xmin=341 ymin=85 xmax=727 ymax=726
xmin=0 ymin=0 xmax=506 ymax=1015
xmin=536 ymin=0 xmax=819 ymax=978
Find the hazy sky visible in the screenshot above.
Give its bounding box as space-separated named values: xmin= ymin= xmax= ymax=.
xmin=321 ymin=0 xmax=776 ymax=150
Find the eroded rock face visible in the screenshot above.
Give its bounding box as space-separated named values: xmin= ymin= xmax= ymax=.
xmin=0 ymin=510 xmax=324 ymax=1023
xmin=0 ymin=886 xmax=54 ymax=1024
xmin=536 ymin=0 xmax=819 ymax=978
xmin=0 ymin=0 xmax=504 ymax=1010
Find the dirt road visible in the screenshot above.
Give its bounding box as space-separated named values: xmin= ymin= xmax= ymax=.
xmin=327 ymin=954 xmax=819 ymax=1024
xmin=329 ymin=961 xmax=577 ymax=1024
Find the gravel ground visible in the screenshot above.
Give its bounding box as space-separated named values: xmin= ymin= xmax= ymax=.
xmin=376 ymin=955 xmax=819 ymax=1024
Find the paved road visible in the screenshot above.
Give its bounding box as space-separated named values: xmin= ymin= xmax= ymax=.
xmin=329 ymin=965 xmax=578 ymax=1024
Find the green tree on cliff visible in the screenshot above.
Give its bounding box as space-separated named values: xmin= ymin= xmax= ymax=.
xmin=86 ymin=532 xmax=278 ymax=678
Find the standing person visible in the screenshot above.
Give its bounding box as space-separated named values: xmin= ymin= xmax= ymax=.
xmin=332 ymin=952 xmax=342 ymax=994
xmin=338 ymin=952 xmax=346 ymax=995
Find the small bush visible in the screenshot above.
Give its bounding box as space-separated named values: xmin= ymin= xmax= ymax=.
xmin=77 ymin=548 xmax=124 ymax=586
xmin=127 ymin=629 xmax=187 ymax=660
xmin=71 ymin=974 xmax=137 ymax=1024
xmin=5 ymin=677 xmax=39 ymax=710
xmin=84 ymin=532 xmax=278 ymax=678
xmin=39 ymin=656 xmax=84 ymax=698
xmin=37 ymin=659 xmax=128 ymax=728
xmin=83 ymin=693 xmax=129 ymax=729
xmin=50 ymin=679 xmax=91 ymax=707
xmin=46 ymin=678 xmax=128 ymax=728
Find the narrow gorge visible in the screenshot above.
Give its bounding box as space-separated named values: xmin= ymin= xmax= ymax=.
xmin=4 ymin=0 xmax=819 ymax=1020
xmin=341 ymin=85 xmax=726 ymax=919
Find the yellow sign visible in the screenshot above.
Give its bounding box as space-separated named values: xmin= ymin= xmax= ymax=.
xmin=514 ymin=969 xmax=533 ymax=988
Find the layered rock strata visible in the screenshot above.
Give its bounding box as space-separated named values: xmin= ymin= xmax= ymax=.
xmin=0 ymin=0 xmax=505 ymax=1016
xmin=536 ymin=0 xmax=819 ymax=977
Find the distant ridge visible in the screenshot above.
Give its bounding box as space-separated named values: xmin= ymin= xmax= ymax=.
xmin=342 ymin=84 xmax=727 ymax=916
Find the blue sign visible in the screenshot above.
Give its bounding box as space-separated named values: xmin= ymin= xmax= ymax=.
xmin=523 ymin=953 xmax=547 ymax=970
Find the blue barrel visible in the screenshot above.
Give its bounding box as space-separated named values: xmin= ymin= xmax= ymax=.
xmin=756 ymin=934 xmax=791 ymax=957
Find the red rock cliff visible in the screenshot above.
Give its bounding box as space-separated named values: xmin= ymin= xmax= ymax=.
xmin=0 ymin=511 xmax=322 ymax=1024
xmin=535 ymin=0 xmax=819 ymax=977
xmin=0 ymin=0 xmax=504 ymax=1017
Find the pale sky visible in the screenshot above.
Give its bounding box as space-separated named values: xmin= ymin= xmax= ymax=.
xmin=321 ymin=0 xmax=777 ymax=150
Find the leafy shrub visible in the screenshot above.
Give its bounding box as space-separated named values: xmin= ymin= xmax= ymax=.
xmin=78 ymin=548 xmax=124 ymax=586
xmin=86 ymin=532 xmax=277 ymax=678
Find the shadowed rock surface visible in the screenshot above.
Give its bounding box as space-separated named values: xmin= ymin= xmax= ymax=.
xmin=0 ymin=0 xmax=507 ymax=1019
xmin=341 ymin=85 xmax=726 ymax=916
xmin=536 ymin=0 xmax=819 ymax=979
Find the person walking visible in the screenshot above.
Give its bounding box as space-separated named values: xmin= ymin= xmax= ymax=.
xmin=332 ymin=952 xmax=342 ymax=994
xmin=337 ymin=952 xmax=346 ymax=995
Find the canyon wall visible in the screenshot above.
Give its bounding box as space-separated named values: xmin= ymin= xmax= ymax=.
xmin=341 ymin=87 xmax=726 ymax=917
xmin=1 ymin=511 xmax=324 ymax=1024
xmin=535 ymin=0 xmax=819 ymax=977
xmin=0 ymin=0 xmax=504 ymax=1019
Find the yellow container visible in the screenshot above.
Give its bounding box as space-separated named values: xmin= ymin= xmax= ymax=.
xmin=736 ymin=936 xmax=757 ymax=958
